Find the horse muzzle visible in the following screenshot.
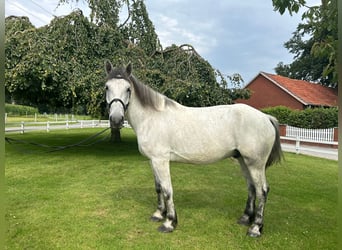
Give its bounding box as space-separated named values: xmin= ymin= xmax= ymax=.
xmin=109 ymin=114 xmax=124 ymax=128
xmin=108 ymin=98 xmax=128 ymax=128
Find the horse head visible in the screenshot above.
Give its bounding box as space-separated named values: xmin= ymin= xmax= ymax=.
xmin=104 ymin=60 xmax=132 ymax=128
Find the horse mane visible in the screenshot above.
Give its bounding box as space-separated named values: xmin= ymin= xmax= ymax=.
xmin=128 ymin=75 xmax=177 ymax=111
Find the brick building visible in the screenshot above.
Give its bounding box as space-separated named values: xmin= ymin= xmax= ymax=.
xmin=235 ymin=72 xmax=338 ymax=110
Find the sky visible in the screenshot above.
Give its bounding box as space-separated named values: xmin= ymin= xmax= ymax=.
xmin=5 ymin=0 xmax=320 ymax=85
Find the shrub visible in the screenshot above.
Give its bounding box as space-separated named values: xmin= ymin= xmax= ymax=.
xmin=5 ymin=103 xmax=38 ymax=116
xmin=261 ymin=106 xmax=338 ymax=129
xmin=261 ymin=106 xmax=292 ymax=125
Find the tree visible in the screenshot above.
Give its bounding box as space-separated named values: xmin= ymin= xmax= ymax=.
xmin=5 ymin=16 xmax=62 ymax=110
xmin=148 ymin=44 xmax=249 ymax=107
xmin=123 ymin=0 xmax=161 ymax=56
xmin=273 ymin=0 xmax=337 ymax=87
xmin=59 ymin=0 xmax=125 ymax=27
xmin=5 ymin=11 xmax=104 ymax=113
xmin=6 ymin=0 xmax=250 ymax=142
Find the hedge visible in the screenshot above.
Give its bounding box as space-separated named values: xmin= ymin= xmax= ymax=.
xmin=5 ymin=103 xmax=39 ymax=116
xmin=262 ymin=106 xmax=338 ymax=129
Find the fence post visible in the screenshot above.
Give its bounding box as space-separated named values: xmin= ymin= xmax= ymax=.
xmin=21 ymin=121 xmax=24 ymax=134
xmin=295 ymin=136 xmax=300 ymax=154
xmin=5 ymin=113 xmax=7 ymax=123
xmin=66 ymin=120 xmax=69 ymax=129
xmin=46 ymin=121 xmax=50 ymax=132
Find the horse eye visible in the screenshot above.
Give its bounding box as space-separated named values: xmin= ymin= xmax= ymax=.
xmin=105 ymin=85 xmax=108 ymax=90
xmin=127 ymin=87 xmax=131 ymax=93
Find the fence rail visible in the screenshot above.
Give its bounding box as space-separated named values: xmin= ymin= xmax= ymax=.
xmin=5 ymin=120 xmax=131 ymax=133
xmin=285 ymin=125 xmax=335 ymax=142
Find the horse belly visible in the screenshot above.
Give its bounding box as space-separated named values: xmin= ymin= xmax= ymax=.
xmin=170 ymin=149 xmax=234 ymax=164
xmin=169 ymin=129 xmax=236 ymax=164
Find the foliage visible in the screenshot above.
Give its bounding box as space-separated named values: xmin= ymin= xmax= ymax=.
xmin=261 ymin=106 xmax=293 ymax=125
xmin=5 ymin=129 xmax=337 ymax=249
xmin=123 ymin=0 xmax=161 ymax=56
xmin=273 ymin=0 xmax=337 ymax=87
xmin=5 ymin=12 xmax=99 ymax=114
xmin=262 ymin=106 xmax=338 ymax=128
xmin=59 ymin=0 xmax=125 ymax=26
xmin=5 ymin=103 xmax=38 ymax=115
xmin=5 ymin=0 xmax=249 ymax=117
xmin=142 ymin=44 xmax=250 ymax=107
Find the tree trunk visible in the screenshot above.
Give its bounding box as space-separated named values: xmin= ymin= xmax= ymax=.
xmin=110 ymin=127 xmax=122 ymax=142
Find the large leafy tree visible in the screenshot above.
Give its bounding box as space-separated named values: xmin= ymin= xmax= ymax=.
xmin=6 ymin=0 xmax=250 ymax=142
xmin=57 ymin=0 xmax=249 ymax=113
xmin=6 ymin=0 xmax=249 ymax=115
xmin=5 ymin=16 xmax=64 ymax=111
xmin=6 ymin=11 xmax=102 ymax=113
xmin=273 ymin=0 xmax=337 ymax=88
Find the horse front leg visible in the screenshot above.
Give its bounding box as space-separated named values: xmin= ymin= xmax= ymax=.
xmin=150 ymin=159 xmax=177 ymax=233
xmin=150 ymin=178 xmax=166 ymax=222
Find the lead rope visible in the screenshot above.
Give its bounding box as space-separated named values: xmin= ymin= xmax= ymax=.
xmin=5 ymin=127 xmax=111 ymax=153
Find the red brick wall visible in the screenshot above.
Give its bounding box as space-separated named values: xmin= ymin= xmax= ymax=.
xmin=334 ymin=127 xmax=338 ymax=142
xmin=279 ymin=124 xmax=286 ymax=137
xmin=236 ymin=75 xmax=304 ymax=110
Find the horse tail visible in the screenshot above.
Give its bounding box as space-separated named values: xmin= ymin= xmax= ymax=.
xmin=266 ymin=115 xmax=284 ymax=168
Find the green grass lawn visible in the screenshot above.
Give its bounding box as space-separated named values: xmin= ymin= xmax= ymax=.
xmin=5 ymin=128 xmax=337 ymax=249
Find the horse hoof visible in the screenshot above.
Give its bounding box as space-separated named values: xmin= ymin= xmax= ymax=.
xmin=247 ymin=231 xmax=261 ymax=238
xmin=237 ymin=214 xmax=252 ymax=226
xmin=150 ymin=216 xmax=163 ymax=222
xmin=247 ymin=224 xmax=263 ymax=238
xmin=158 ymin=224 xmax=174 ymax=233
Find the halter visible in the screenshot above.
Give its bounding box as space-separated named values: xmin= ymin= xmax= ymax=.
xmin=106 ymin=74 xmax=132 ymax=113
xmin=108 ymin=98 xmax=129 ymax=112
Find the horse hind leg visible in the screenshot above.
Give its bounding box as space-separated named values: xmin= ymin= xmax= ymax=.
xmin=237 ymin=157 xmax=269 ymax=237
xmin=246 ymin=167 xmax=269 ymax=237
xmin=238 ymin=182 xmax=256 ymax=226
xmin=237 ymin=157 xmax=256 ymax=226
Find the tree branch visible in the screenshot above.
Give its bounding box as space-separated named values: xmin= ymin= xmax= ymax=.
xmin=118 ymin=0 xmax=131 ymax=29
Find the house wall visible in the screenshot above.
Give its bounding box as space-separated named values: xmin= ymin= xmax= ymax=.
xmin=235 ymin=75 xmax=304 ymax=110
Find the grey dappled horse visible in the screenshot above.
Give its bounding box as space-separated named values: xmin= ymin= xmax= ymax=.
xmin=104 ymin=61 xmax=283 ymax=237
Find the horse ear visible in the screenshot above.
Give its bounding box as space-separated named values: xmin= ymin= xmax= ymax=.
xmin=126 ymin=63 xmax=132 ymax=76
xmin=105 ymin=60 xmax=113 ymax=75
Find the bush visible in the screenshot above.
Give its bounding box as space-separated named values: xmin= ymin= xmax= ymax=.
xmin=5 ymin=103 xmax=38 ymax=116
xmin=261 ymin=106 xmax=292 ymax=125
xmin=262 ymin=106 xmax=338 ymax=129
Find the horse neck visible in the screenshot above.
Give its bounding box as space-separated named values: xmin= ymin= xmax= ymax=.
xmin=126 ymin=92 xmax=150 ymax=131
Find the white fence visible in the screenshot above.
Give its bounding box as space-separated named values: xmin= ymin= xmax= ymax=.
xmin=281 ymin=125 xmax=337 ymax=157
xmin=285 ymin=125 xmax=335 ymax=142
xmin=5 ymin=120 xmax=131 ymax=133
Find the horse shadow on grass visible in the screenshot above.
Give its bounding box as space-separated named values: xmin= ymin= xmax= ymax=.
xmin=111 ymin=185 xmax=245 ymax=224
xmin=109 ymin=185 xmax=305 ymax=236
xmin=6 ymin=129 xmax=142 ymax=158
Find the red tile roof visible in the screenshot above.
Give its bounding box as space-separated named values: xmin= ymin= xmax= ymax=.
xmin=261 ymin=72 xmax=338 ymax=107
